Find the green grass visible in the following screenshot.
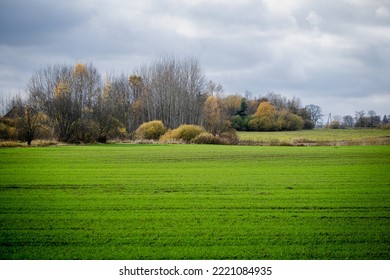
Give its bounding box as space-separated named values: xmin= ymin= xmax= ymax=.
xmin=0 ymin=144 xmax=389 ymax=259
xmin=238 ymin=128 xmax=390 ymax=145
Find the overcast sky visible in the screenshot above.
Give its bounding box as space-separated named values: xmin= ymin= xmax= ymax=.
xmin=1 ymin=0 xmax=389 ymax=119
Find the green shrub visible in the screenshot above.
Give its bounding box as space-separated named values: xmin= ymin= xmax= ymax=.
xmin=160 ymin=124 xmax=205 ymax=142
xmin=231 ymin=115 xmax=250 ymax=131
xmin=135 ymin=120 xmax=167 ymax=140
xmin=277 ymin=111 xmax=304 ymax=131
xmin=248 ymin=116 xmax=278 ymax=131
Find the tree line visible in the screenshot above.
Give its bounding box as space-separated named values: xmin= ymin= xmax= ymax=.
xmin=0 ymin=56 xmax=387 ymax=145
xmin=327 ymin=110 xmax=389 ymax=129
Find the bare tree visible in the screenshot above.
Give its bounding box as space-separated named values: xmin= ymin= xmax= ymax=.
xmin=205 ymin=80 xmax=223 ymax=97
xmin=355 ymin=110 xmax=366 ymax=127
xmin=367 ymin=110 xmax=381 ymax=127
xmin=287 ymin=96 xmax=302 ymax=114
xmin=136 ymin=55 xmax=207 ymax=128
xmin=27 ymin=63 xmax=102 ymax=142
xmin=264 ymin=92 xmax=287 ymax=110
xmin=305 ymin=104 xmax=323 ymax=127
xmin=5 ymin=96 xmax=47 ymax=145
xmin=102 ymin=74 xmax=133 ymax=131
xmin=342 ymin=115 xmax=354 ymax=127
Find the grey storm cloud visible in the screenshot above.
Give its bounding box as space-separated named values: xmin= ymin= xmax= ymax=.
xmin=0 ymin=0 xmax=389 ymax=117
xmin=0 ymin=0 xmax=88 ymax=45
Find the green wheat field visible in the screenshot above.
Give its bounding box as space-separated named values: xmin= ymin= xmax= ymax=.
xmin=0 ymin=144 xmax=389 ymax=259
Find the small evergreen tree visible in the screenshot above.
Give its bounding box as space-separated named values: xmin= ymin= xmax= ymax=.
xmin=235 ymin=98 xmax=248 ymax=117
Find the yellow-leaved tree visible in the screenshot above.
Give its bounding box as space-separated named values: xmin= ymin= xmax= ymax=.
xmin=248 ymin=101 xmax=278 ymax=131
xmin=203 ymin=95 xmax=223 ymax=135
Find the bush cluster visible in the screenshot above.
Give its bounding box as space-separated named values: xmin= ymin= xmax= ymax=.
xmin=232 ymin=99 xmax=314 ymax=132
xmin=132 ymin=121 xmax=239 ymax=145
xmin=191 ymin=131 xmax=239 ymax=145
